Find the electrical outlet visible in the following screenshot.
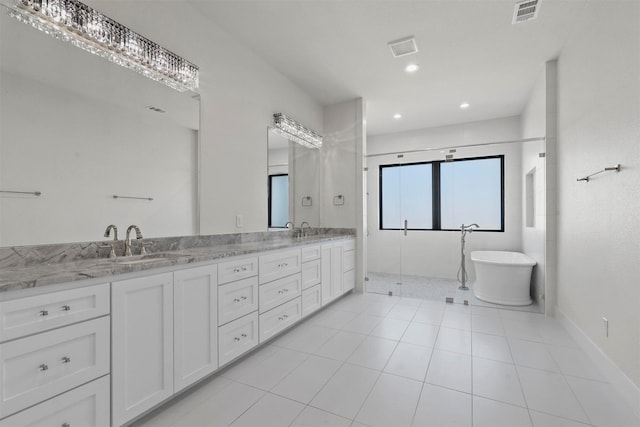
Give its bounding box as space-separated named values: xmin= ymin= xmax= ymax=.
xmin=235 ymin=215 xmax=243 ymax=228
xmin=602 ymin=317 xmax=609 ymax=337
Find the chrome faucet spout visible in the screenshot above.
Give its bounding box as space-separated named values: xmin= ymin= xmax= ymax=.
xmin=300 ymin=221 xmax=311 ymax=237
xmin=104 ymin=224 xmax=118 ymax=241
xmin=124 ymin=225 xmax=143 ymax=256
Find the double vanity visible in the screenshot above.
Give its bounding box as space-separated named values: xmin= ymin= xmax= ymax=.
xmin=0 ymin=230 xmax=356 ymax=427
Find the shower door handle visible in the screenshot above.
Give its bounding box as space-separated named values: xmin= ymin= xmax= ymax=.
xmin=404 ymin=219 xmax=408 ymax=236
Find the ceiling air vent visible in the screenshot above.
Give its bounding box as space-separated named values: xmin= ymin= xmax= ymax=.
xmin=512 ymin=0 xmax=540 ymax=24
xmin=388 ymin=36 xmax=418 ymax=57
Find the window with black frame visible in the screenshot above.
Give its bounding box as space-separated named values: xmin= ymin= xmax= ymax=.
xmin=379 ymin=155 xmax=504 ymax=231
xmin=268 ymin=174 xmax=289 ymax=228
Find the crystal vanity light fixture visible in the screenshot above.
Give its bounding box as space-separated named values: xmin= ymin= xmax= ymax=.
xmin=8 ymin=0 xmax=199 ymax=92
xmin=273 ymin=113 xmax=323 ymax=149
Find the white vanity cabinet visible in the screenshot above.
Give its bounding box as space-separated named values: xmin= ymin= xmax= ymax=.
xmin=258 ymin=249 xmax=303 ymax=342
xmin=321 ymin=238 xmax=356 ymax=305
xmin=111 ymin=273 xmax=174 ymax=427
xmin=173 ymin=265 xmax=218 ymax=392
xmin=0 ymin=283 xmax=110 ymax=425
xmin=343 ymin=240 xmax=356 ymax=292
xmin=111 ymin=264 xmax=219 ymax=426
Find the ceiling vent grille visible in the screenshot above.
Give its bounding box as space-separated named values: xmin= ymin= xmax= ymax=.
xmin=388 ymin=36 xmax=418 ymax=57
xmin=512 ymin=0 xmax=540 ymax=24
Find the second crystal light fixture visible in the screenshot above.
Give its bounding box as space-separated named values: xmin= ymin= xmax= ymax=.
xmin=273 ymin=113 xmax=323 ymax=149
xmin=8 ymin=0 xmax=199 ymax=92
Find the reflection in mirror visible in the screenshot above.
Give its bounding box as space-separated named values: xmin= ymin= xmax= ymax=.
xmin=0 ymin=3 xmax=200 ymax=247
xmin=267 ymin=127 xmax=320 ymax=230
xmin=267 ymin=130 xmax=290 ymax=228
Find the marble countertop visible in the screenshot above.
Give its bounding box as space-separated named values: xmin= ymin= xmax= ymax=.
xmin=0 ymin=234 xmax=354 ymax=293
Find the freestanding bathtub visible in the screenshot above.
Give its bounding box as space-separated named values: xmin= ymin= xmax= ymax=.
xmin=470 ymin=251 xmax=536 ymax=306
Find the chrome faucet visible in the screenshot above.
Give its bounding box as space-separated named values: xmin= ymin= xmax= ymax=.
xmin=124 ymin=225 xmax=143 ymax=256
xmin=300 ymin=221 xmax=311 ymax=237
xmin=104 ymin=224 xmax=118 ymax=241
xmin=284 ymin=221 xmax=294 ymax=230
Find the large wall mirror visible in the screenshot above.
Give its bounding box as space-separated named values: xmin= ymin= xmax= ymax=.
xmin=267 ymin=127 xmax=320 ymax=230
xmin=0 ymin=3 xmax=200 ymax=247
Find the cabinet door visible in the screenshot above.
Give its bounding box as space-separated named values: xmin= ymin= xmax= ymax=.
xmin=111 ymin=273 xmax=173 ymax=427
xmin=174 ymin=265 xmax=218 ymax=393
xmin=301 ymin=259 xmax=321 ymax=290
xmin=0 ymin=375 xmax=110 ymax=427
xmin=321 ymin=244 xmax=333 ymax=305
xmin=330 ymin=244 xmax=343 ymax=299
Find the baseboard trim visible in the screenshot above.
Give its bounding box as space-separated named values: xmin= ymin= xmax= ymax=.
xmin=556 ymin=307 xmax=640 ymax=418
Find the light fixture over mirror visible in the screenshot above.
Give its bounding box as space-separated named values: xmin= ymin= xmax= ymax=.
xmin=273 ymin=113 xmax=323 ymax=149
xmin=7 ymin=0 xmax=199 ymax=92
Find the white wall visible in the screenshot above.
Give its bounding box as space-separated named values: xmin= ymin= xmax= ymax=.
xmin=556 ymin=0 xmax=639 ymax=391
xmin=0 ymin=72 xmax=197 ymax=246
xmin=368 ymin=116 xmax=521 ymax=155
xmin=367 ymin=117 xmax=523 ymax=280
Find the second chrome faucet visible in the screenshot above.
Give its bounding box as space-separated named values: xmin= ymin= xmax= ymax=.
xmin=124 ymin=225 xmax=143 ymax=256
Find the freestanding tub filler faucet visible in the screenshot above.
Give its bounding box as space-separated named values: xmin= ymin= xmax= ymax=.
xmin=458 ymin=223 xmax=479 ymax=290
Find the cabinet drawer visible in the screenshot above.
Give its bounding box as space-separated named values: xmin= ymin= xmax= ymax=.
xmin=343 ymin=250 xmax=355 ymax=273
xmin=259 ymin=274 xmax=302 ymax=313
xmin=259 ymin=297 xmax=302 ymax=343
xmin=301 ymin=245 xmax=321 ymax=262
xmin=218 ymin=312 xmax=259 ymax=366
xmin=0 ymin=283 xmax=109 ymax=342
xmin=343 ymin=239 xmax=355 ymax=252
xmin=302 ymin=285 xmax=322 ymax=317
xmin=259 ymin=249 xmax=301 ymax=284
xmin=343 ymin=270 xmax=355 ymax=293
xmin=218 ymin=257 xmax=258 ymax=285
xmin=0 ymin=375 xmax=110 ymax=427
xmin=218 ymin=276 xmax=259 ymax=325
xmin=0 ymin=316 xmax=110 ymax=418
xmin=301 ymin=259 xmax=321 ymax=289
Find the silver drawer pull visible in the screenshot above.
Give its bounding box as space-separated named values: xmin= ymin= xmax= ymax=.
xmin=283 ymin=314 xmax=289 ymax=319
xmin=62 ymin=305 xmax=71 ymax=311
xmin=234 ymin=298 xmax=241 ymax=303
xmin=62 ymin=356 xmax=71 ymax=364
xmin=241 ymin=296 xmax=247 ymax=300
xmin=234 ymin=337 xmax=240 ymax=341
xmin=39 ymin=310 xmax=49 ymax=317
xmin=241 ymin=333 xmax=247 ymax=338
xmin=62 ymin=423 xmax=70 ymax=427
xmin=39 ymin=364 xmax=48 ymax=371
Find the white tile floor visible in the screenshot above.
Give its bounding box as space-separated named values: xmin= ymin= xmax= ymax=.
xmin=133 ymin=292 xmax=639 ymax=427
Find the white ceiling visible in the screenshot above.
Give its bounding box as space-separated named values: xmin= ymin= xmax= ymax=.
xmin=187 ymin=0 xmax=587 ymax=135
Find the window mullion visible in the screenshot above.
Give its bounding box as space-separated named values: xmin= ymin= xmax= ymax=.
xmin=432 ymin=161 xmax=441 ymax=230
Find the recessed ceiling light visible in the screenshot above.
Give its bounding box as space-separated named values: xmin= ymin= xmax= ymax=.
xmin=405 ymin=63 xmax=419 ymax=73
xmin=460 ymin=102 xmax=470 ymax=109
xmin=393 ymin=113 xmax=402 ymax=119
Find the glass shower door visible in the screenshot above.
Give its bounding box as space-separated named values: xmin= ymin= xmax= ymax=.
xmin=367 ymin=159 xmax=433 ymax=298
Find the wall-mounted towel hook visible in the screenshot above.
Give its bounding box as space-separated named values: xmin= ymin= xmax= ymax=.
xmin=577 ymin=164 xmax=621 ymax=183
